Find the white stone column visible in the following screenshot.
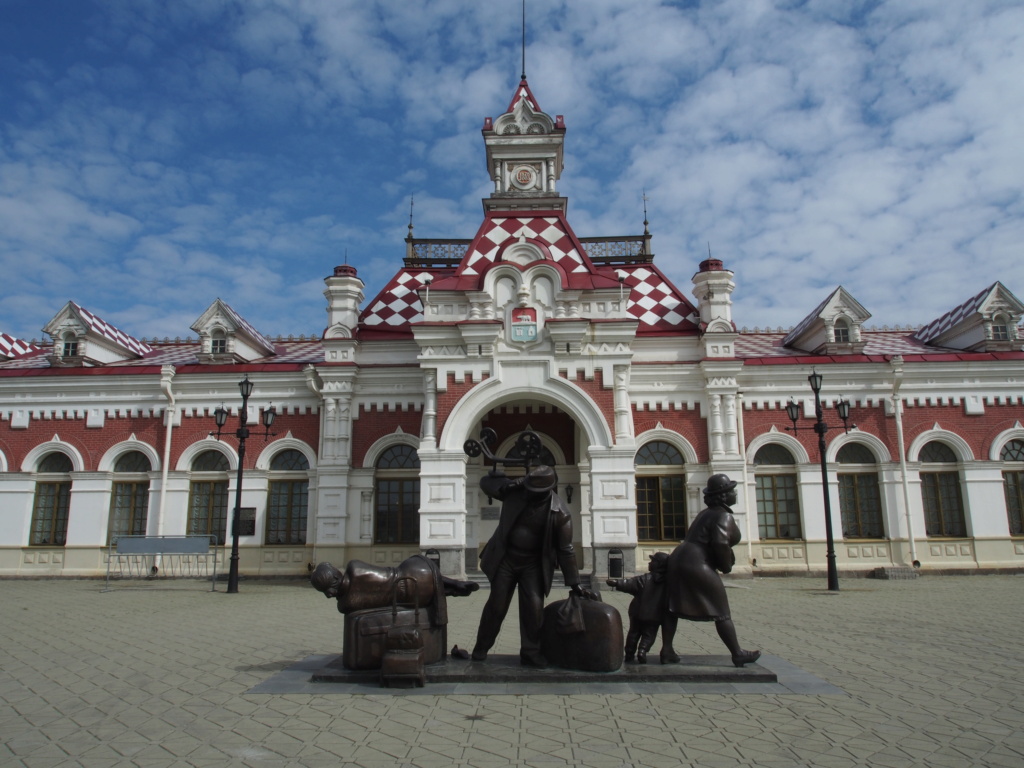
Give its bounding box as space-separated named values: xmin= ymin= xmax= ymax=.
xmin=322 ymin=398 xmax=337 ymax=460
xmin=359 ymin=489 xmax=374 ymax=541
xmin=588 ymin=447 xmax=639 ymax=577
xmin=613 ymin=364 xmax=634 ymax=442
xmin=709 ymin=394 xmax=724 ymax=457
xmin=723 ymin=393 xmax=739 ymax=455
xmin=416 ymin=448 xmax=469 ymax=578
xmin=421 ymin=370 xmax=438 ymax=448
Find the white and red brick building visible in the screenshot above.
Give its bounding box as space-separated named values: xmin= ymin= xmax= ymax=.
xmin=2 ymin=79 xmax=1023 ymax=579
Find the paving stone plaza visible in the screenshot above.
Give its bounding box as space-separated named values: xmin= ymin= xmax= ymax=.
xmin=1 ymin=574 xmax=1022 ymax=767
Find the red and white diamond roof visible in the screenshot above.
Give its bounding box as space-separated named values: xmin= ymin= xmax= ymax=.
xmin=914 ymin=282 xmax=992 ymax=344
xmin=360 ymin=212 xmax=698 ymax=336
xmin=0 ymin=333 xmax=40 ymax=359
xmin=361 ymin=268 xmax=449 ymax=330
xmin=72 ymin=302 xmax=152 ymax=356
xmin=217 ymin=299 xmax=276 ymax=355
xmin=458 ymin=214 xmax=591 ymax=278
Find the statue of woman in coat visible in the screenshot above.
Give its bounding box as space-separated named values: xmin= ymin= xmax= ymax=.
xmin=667 ymin=473 xmax=761 ymax=667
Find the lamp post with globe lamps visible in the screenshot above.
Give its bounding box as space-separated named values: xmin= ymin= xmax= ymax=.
xmin=785 ymin=371 xmax=853 ymax=593
xmin=211 ymin=375 xmax=276 ymax=593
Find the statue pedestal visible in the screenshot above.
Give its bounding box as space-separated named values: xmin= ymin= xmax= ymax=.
xmin=311 ymin=653 xmax=777 ymax=685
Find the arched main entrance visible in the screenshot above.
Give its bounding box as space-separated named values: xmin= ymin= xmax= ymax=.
xmin=461 ymin=399 xmax=581 ymax=576
xmin=417 ymin=361 xmax=636 ymax=578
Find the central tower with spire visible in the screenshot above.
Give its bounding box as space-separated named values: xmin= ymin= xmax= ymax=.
xmin=481 ymin=79 xmax=567 ymax=213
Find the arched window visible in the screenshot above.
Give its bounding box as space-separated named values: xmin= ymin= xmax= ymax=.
xmin=374 ymin=445 xmax=420 ymax=545
xmin=833 ymin=318 xmax=851 ymax=343
xmin=836 ymin=443 xmax=884 ymax=539
xmin=754 ymin=444 xmax=801 ymax=539
xmin=210 ymin=329 xmax=227 ymax=355
xmin=30 ymin=452 xmax=73 ymax=546
xmin=919 ymin=441 xmax=966 ymax=537
xmin=61 ymin=332 xmax=78 ymax=358
xmin=266 ymin=449 xmax=310 ymax=545
xmin=109 ymin=450 xmax=152 ymax=541
xmin=1001 ymin=439 xmax=1024 ymax=536
xmin=635 ymin=441 xmax=687 ymax=541
xmin=188 ymin=450 xmax=230 ymax=545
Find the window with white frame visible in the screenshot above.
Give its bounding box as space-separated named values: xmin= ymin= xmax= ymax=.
xmin=754 ymin=444 xmax=802 ymax=539
xmin=635 ymin=441 xmax=687 ymax=541
xmin=265 ymin=449 xmax=310 ymax=545
xmin=109 ymin=450 xmax=152 ymax=541
xmin=210 ymin=329 xmax=228 ymax=355
xmin=991 ymin=314 xmax=1011 ymax=342
xmin=833 ymin=318 xmax=851 ymax=343
xmin=919 ymin=441 xmax=966 ymax=537
xmin=374 ymin=445 xmax=420 ymax=545
xmin=836 ymin=443 xmax=884 ymax=538
xmin=1001 ymin=439 xmax=1024 ymax=536
xmin=188 ymin=450 xmax=230 ymax=545
xmin=61 ymin=332 xmax=79 ymax=358
xmin=30 ymin=452 xmax=73 ymax=546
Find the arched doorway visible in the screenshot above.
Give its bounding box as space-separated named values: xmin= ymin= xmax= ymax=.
xmin=461 ymin=400 xmax=579 ymax=575
xmin=424 ymin=362 xmax=629 ymax=578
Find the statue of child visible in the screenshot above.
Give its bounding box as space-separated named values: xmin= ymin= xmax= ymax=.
xmin=606 ymin=552 xmax=679 ymax=664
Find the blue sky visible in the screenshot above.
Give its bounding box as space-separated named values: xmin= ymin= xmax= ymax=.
xmin=1 ymin=0 xmax=1023 ymax=343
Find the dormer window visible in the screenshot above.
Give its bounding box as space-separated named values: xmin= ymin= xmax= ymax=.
xmin=61 ymin=334 xmax=79 ymax=358
xmin=783 ymin=287 xmax=870 ymax=355
xmin=191 ymin=299 xmax=276 ymax=364
xmin=43 ymin=302 xmax=150 ymax=367
xmin=915 ymin=282 xmax=1024 ymax=351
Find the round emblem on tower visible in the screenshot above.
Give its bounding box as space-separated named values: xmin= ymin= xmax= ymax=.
xmin=510 ymin=165 xmax=537 ymax=190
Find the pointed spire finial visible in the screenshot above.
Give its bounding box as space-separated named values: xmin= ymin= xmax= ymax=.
xmin=521 ymin=0 xmax=527 ymax=80
xmin=642 ymin=190 xmax=650 ymax=234
xmin=408 ymin=195 xmax=415 ymax=238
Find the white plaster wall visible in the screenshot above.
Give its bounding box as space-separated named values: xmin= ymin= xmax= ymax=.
xmin=0 ymin=474 xmax=35 ymax=546
xmin=962 ymin=464 xmax=1014 ymax=537
xmin=64 ymin=472 xmax=112 ymax=546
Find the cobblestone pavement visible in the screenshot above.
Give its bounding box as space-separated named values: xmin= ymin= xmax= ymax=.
xmin=1 ymin=574 xmax=1022 ymax=767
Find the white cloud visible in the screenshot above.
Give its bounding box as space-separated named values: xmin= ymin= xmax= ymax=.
xmin=0 ymin=0 xmax=1022 ymax=342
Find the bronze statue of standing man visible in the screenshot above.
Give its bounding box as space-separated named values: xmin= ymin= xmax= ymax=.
xmin=471 ymin=464 xmax=593 ymax=667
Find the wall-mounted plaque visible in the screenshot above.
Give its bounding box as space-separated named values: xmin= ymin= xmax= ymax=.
xmin=232 ymin=508 xmax=256 ymax=537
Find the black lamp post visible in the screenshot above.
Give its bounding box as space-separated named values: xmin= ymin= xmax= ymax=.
xmin=211 ymin=375 xmax=276 ymax=593
xmin=786 ymin=371 xmax=853 ymax=592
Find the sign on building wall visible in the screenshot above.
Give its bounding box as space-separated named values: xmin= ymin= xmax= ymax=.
xmin=232 ymin=508 xmax=256 ymax=537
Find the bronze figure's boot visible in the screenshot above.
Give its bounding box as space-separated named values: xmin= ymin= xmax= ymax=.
xmin=731 ymin=650 xmax=761 ymax=667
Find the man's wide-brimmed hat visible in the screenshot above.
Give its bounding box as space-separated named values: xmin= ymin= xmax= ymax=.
xmin=523 ymin=465 xmax=557 ymax=493
xmin=703 ymin=473 xmax=738 ymax=496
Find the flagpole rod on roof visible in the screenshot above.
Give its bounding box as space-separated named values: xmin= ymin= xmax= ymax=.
xmin=522 ymin=0 xmax=527 ymax=80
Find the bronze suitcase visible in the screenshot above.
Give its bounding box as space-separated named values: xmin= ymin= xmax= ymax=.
xmin=541 ymin=596 xmax=624 ymax=672
xmin=341 ymin=572 xmax=447 ymax=670
xmin=380 ymin=577 xmax=426 ymax=687
xmin=343 ymin=607 xmax=445 ymax=670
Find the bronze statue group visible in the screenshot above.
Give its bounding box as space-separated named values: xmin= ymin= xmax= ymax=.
xmin=471 ymin=464 xmax=759 ymax=669
xmin=312 ymin=451 xmax=760 ymax=672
